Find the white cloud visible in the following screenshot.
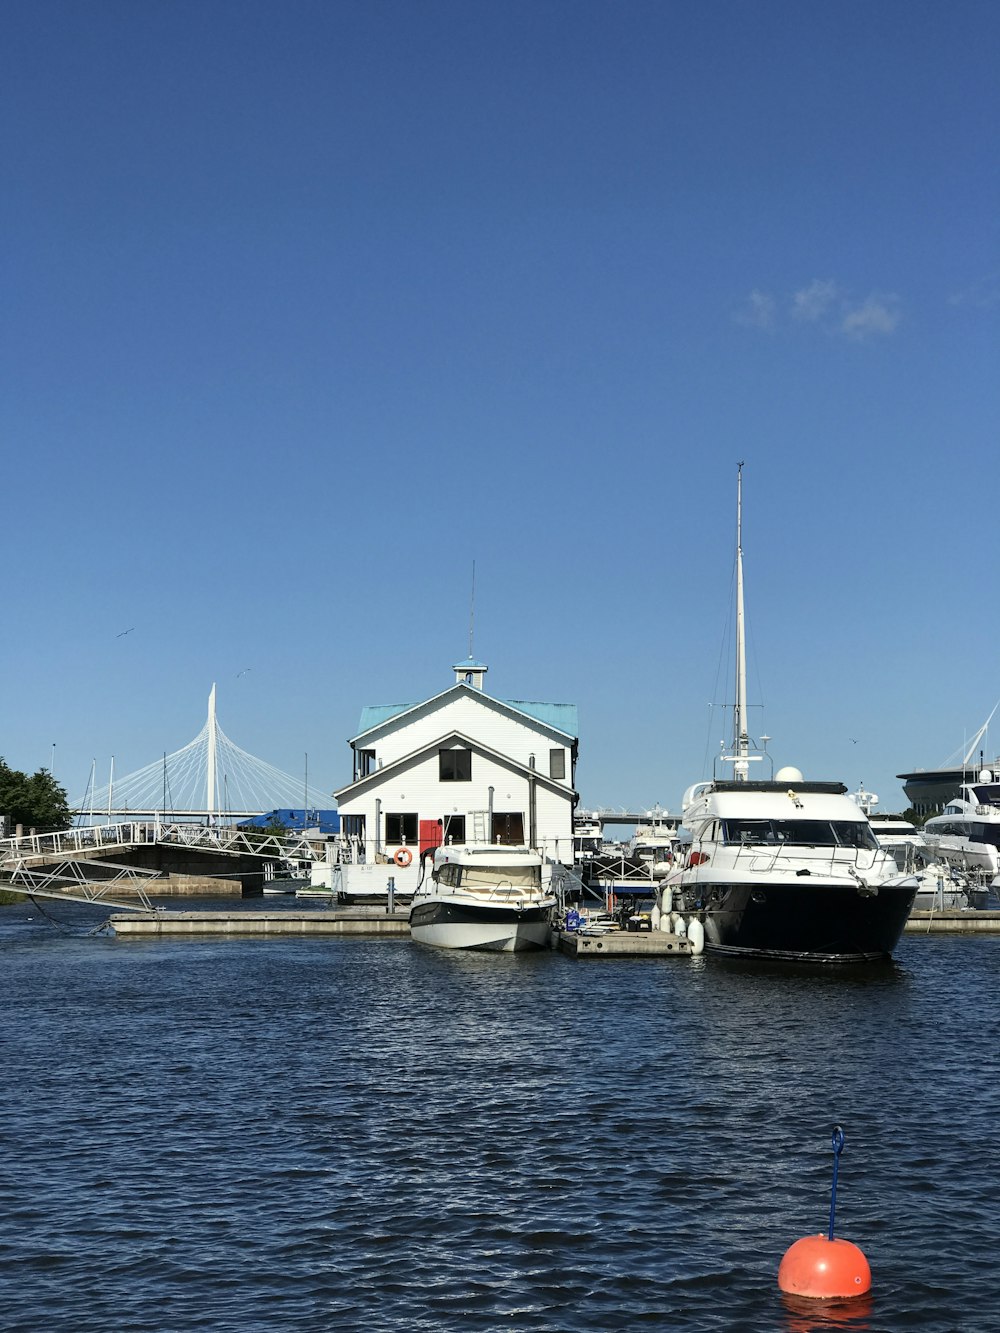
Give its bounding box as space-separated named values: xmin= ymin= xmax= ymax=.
xmin=840 ymin=295 xmax=901 ymax=339
xmin=792 ymin=279 xmax=838 ymax=322
xmin=734 ymin=289 xmax=777 ymax=330
xmin=736 ymin=280 xmax=902 ymax=339
xmin=949 ymin=272 xmax=1000 ymax=308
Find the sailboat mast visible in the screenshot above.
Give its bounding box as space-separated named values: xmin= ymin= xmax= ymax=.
xmin=734 ymin=462 xmax=749 ymax=781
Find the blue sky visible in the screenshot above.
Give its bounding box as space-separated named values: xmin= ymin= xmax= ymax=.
xmin=3 ymin=0 xmax=997 ymax=815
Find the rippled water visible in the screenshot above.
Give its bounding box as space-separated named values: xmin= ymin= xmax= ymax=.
xmin=1 ymin=899 xmax=998 ymax=1331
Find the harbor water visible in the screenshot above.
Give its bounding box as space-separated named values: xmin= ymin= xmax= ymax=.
xmin=1 ymin=899 xmax=998 ymax=1331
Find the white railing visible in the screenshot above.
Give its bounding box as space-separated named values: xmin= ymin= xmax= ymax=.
xmin=0 ymin=820 xmax=335 ymax=869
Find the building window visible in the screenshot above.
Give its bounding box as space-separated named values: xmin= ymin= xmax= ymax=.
xmin=439 ymin=748 xmax=472 ymax=781
xmin=385 ymin=813 xmax=418 ymax=844
xmin=357 ymin=749 xmax=376 ymax=778
xmin=492 ymin=812 xmax=524 ymax=845
xmin=442 ymin=814 xmax=466 ymax=843
xmin=549 ymin=748 xmax=566 ymax=780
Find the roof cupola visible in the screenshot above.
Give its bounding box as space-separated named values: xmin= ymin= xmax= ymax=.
xmin=453 ymin=657 xmax=488 ymax=690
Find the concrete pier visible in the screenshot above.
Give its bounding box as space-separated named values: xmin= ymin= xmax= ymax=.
xmin=904 ymin=909 xmax=1000 ymax=933
xmin=109 ymin=909 xmax=410 ymax=937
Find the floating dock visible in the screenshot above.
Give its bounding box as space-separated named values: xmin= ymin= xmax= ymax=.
xmin=557 ymin=929 xmax=693 ymax=957
xmin=108 ymin=908 xmax=410 ymax=937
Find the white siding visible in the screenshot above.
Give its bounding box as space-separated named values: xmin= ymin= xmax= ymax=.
xmin=359 ymin=694 xmax=573 ymax=790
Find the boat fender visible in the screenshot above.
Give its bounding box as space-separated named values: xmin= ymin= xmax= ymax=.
xmin=650 ymin=904 xmax=661 ymax=932
xmin=660 ymin=887 xmax=673 ymax=915
xmin=687 ymin=918 xmax=705 ymax=955
xmin=672 ymin=912 xmax=688 ymax=938
xmin=394 ymin=848 xmax=412 ymax=867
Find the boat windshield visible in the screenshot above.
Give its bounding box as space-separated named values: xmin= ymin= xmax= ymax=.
xmin=442 ymin=863 xmax=542 ymax=889
xmin=722 ymin=819 xmax=879 ymax=850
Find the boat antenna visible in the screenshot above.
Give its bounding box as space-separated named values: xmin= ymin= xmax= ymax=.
xmin=733 ymin=461 xmax=750 ymax=780
xmin=468 ymin=559 xmax=476 ymax=659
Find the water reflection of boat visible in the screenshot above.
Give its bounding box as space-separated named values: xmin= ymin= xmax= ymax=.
xmin=409 ymin=845 xmax=556 ymax=952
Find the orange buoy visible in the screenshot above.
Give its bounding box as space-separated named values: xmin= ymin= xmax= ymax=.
xmin=778 ymin=1125 xmax=871 ymax=1300
xmin=778 ymin=1234 xmax=871 ymax=1299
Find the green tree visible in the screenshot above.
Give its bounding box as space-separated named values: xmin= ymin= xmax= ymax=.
xmin=0 ymin=758 xmax=71 ymax=831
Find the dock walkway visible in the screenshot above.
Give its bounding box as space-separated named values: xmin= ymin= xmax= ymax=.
xmin=108 ymin=909 xmax=410 ymax=937
xmin=904 ymin=909 xmax=1000 ymax=933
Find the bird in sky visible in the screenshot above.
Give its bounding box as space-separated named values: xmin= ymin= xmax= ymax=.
xmin=237 ymin=668 xmax=252 ymax=678
xmin=116 ymin=627 xmax=135 ymax=638
xmin=849 ymin=737 xmax=858 ymax=744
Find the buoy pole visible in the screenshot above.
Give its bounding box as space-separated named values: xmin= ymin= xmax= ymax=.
xmin=828 ymin=1124 xmax=844 ymax=1241
xmin=777 ymin=1124 xmax=872 ymax=1300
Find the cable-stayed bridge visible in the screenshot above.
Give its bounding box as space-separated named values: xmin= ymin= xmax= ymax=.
xmin=72 ymin=685 xmax=332 ymax=821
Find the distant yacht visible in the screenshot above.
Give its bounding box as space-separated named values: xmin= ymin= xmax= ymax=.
xmin=919 ymin=770 xmax=1000 ymax=878
xmin=629 ymin=807 xmax=679 ymax=879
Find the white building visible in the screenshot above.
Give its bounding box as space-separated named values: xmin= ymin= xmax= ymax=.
xmin=322 ymin=657 xmax=578 ymax=898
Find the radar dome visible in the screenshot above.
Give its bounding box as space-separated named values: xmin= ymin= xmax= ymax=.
xmin=979 ymin=769 xmax=994 ymax=783
xmin=775 ymin=766 xmax=804 ymax=783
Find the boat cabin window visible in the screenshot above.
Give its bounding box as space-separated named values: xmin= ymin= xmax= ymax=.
xmin=439 ymin=749 xmax=472 ymax=781
xmin=722 ymin=818 xmax=878 ymax=849
xmin=462 ymin=863 xmax=542 ymax=890
xmin=830 ymin=822 xmax=879 ymax=849
xmin=971 ymin=823 xmax=1000 ymax=847
xmin=385 ymin=812 xmax=418 ymax=844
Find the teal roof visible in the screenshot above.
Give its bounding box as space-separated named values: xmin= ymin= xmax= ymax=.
xmin=355 ymin=691 xmax=578 ymax=739
xmin=357 ymin=702 xmax=418 ymax=733
xmin=504 ymin=700 xmax=578 ymax=736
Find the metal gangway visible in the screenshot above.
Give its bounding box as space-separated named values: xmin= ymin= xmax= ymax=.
xmin=0 ymin=819 xmax=337 ymax=914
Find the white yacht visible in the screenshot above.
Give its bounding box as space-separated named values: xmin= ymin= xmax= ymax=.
xmin=629 ymin=807 xmax=679 ymax=879
xmin=572 ymin=812 xmax=604 ymax=864
xmin=918 ymin=773 xmax=1000 ymax=878
xmin=661 ymin=465 xmax=916 ymax=962
xmin=408 ymin=845 xmax=557 ymax=951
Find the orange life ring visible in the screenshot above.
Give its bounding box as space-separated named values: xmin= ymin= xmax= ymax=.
xmin=394 ymin=847 xmax=412 ymax=867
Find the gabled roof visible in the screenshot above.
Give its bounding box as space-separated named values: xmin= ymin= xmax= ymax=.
xmin=335 ymin=728 xmax=579 ymax=803
xmin=352 ymin=682 xmax=577 ymax=744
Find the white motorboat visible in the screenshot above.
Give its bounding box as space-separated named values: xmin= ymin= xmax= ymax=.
xmin=907 ymin=862 xmax=990 ymax=912
xmin=629 ymin=807 xmax=679 ymax=879
xmin=408 ymin=845 xmax=557 ymax=952
xmin=661 ymin=465 xmax=916 ymax=962
xmin=918 ymin=773 xmax=1000 ymax=877
xmin=573 ymin=812 xmax=604 ymax=864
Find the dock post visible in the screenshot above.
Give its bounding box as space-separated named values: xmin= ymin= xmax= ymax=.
xmin=387 ymin=875 xmax=395 ymax=914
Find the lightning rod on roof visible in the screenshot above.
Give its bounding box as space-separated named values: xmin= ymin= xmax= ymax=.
xmin=469 ymin=559 xmax=476 ymax=659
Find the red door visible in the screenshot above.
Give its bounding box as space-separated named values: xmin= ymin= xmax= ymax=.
xmin=420 ymin=819 xmax=444 ymax=860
